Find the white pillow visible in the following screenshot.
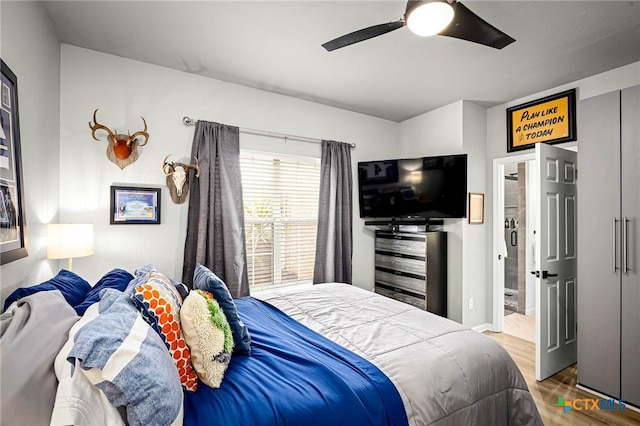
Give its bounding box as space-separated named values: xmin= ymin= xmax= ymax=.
xmin=51 ymin=302 xmax=125 ymax=426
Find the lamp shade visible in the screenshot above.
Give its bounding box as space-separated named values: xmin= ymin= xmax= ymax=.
xmin=47 ymin=224 xmax=94 ymax=260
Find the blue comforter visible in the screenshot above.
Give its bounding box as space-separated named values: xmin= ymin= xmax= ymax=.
xmin=184 ymin=297 xmax=407 ymax=426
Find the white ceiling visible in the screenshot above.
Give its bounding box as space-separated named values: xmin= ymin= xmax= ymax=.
xmin=41 ymin=0 xmax=640 ymax=122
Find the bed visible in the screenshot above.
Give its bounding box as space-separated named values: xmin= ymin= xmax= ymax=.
xmin=0 ymin=266 xmax=542 ymax=426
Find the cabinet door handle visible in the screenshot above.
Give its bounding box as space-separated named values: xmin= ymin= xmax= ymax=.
xmin=623 ymin=217 xmax=629 ymax=274
xmin=613 ymin=217 xmax=619 ymax=273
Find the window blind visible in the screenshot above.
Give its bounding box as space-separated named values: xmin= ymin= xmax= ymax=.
xmin=240 ymin=152 xmax=320 ymax=289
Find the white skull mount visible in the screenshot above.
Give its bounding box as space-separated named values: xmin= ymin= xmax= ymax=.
xmin=163 ymin=155 xmax=200 ymax=204
xmin=89 ymin=109 xmax=149 ymax=169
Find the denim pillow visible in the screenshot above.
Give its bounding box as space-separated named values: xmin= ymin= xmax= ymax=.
xmin=192 ymin=264 xmax=252 ymax=355
xmin=69 ymin=289 xmax=183 ymax=426
xmin=3 ymin=269 xmax=91 ymax=313
xmin=74 ymin=268 xmax=134 ymax=315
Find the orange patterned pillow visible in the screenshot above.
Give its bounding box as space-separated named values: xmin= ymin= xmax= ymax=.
xmin=131 ymin=272 xmax=198 ymax=391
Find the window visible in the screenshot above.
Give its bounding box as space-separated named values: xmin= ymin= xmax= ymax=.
xmin=240 ymin=151 xmax=320 ymax=290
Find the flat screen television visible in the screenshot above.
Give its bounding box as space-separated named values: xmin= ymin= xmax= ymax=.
xmin=357 ymin=154 xmax=468 ymax=219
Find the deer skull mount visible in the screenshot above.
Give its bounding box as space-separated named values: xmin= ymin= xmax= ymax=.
xmin=163 ymin=155 xmax=200 ymax=204
xmin=89 ymin=109 xmax=149 ymax=169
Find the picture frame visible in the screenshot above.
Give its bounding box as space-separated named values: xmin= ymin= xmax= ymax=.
xmin=110 ymin=185 xmax=161 ymax=224
xmin=468 ymin=192 xmax=485 ymax=225
xmin=506 ymin=88 xmax=577 ymax=153
xmin=0 ymin=59 xmax=28 ymax=265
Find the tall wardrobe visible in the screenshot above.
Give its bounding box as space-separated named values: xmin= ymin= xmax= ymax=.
xmin=577 ymin=85 xmax=639 ymax=407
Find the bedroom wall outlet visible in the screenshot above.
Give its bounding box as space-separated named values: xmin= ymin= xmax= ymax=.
xmin=468 ymin=298 xmax=474 ymax=310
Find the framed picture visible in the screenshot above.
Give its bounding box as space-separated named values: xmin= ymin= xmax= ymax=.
xmin=0 ymin=59 xmax=28 ymax=265
xmin=468 ymin=193 xmax=484 ymax=224
xmin=506 ymin=88 xmax=577 ymax=152
xmin=110 ymin=185 xmax=161 ymax=224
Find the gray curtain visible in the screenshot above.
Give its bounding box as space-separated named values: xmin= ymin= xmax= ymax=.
xmin=313 ymin=140 xmax=353 ymax=284
xmin=182 ymin=121 xmax=250 ymax=297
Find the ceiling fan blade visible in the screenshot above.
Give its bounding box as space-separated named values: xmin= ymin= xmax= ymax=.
xmin=322 ymin=20 xmax=405 ymax=51
xmin=440 ymin=2 xmax=515 ymax=49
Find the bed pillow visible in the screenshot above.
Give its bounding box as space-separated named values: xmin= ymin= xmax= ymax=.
xmin=69 ymin=289 xmax=183 ymax=426
xmin=130 ymin=272 xmax=198 ymax=392
xmin=180 ymin=290 xmax=234 ymax=388
xmin=193 ymin=263 xmax=252 ymax=355
xmin=2 ymin=269 xmax=91 ymax=313
xmin=125 ymin=264 xmax=157 ymax=293
xmin=74 ymin=268 xmax=134 ymax=315
xmin=126 ymin=264 xmax=188 ymax=298
xmin=52 ymin=302 xmax=126 ymax=426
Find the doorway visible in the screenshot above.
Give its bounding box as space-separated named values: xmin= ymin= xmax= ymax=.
xmin=495 ymin=157 xmax=536 ymax=342
xmin=492 ymin=153 xmax=535 ymax=335
xmin=493 ymin=145 xmax=579 ymax=381
xmin=502 ymin=162 xmax=537 ymax=342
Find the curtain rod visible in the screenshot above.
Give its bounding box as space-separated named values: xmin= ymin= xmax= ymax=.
xmin=182 ymin=117 xmax=356 ymax=149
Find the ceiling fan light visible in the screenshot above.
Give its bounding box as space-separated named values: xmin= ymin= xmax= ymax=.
xmin=406 ymin=2 xmax=454 ymax=37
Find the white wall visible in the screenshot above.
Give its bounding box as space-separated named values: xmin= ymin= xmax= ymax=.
xmin=0 ymin=1 xmax=61 ymax=303
xmin=460 ymin=101 xmax=488 ymax=326
xmin=4 ymin=2 xmax=637 ymax=329
xmin=484 ymin=61 xmax=640 ymax=325
xmin=397 ymin=100 xmax=490 ymax=326
xmin=398 ymin=101 xmax=466 ymax=322
xmin=58 ymin=45 xmax=399 ymax=287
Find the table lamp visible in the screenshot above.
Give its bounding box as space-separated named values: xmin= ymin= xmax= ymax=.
xmin=47 ymin=224 xmax=94 ymax=271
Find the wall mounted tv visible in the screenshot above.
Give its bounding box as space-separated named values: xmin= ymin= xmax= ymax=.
xmin=357 ymin=154 xmax=468 ymax=219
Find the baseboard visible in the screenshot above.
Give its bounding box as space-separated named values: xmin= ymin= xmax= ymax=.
xmin=576 ymin=384 xmax=640 ymax=413
xmin=472 ymin=322 xmax=492 ymax=333
xmin=525 ymin=307 xmax=535 ymax=316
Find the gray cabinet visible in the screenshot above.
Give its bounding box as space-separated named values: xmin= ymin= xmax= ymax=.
xmin=577 ymin=85 xmax=639 ymax=407
xmin=374 ymin=231 xmax=447 ymax=317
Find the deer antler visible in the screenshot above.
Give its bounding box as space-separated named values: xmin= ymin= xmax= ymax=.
xmin=189 ymin=157 xmax=201 ymax=177
xmin=162 ymin=154 xmax=175 ymax=176
xmin=89 ymin=109 xmax=116 ymax=141
xmin=129 ymin=117 xmax=149 ymax=146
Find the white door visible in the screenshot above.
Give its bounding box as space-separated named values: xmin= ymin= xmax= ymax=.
xmin=535 ymin=143 xmax=578 ymax=381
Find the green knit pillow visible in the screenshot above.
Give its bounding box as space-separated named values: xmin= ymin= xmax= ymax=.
xmin=180 ymin=290 xmax=234 ymax=388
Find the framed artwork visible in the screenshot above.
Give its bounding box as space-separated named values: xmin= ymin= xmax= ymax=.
xmin=110 ymin=185 xmax=161 ymax=224
xmin=0 ymin=59 xmax=28 ymax=264
xmin=468 ymin=192 xmax=485 ymax=224
xmin=506 ymin=88 xmax=577 ymax=152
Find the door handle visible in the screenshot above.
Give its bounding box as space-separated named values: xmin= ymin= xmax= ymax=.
xmin=535 ymin=270 xmax=558 ymax=279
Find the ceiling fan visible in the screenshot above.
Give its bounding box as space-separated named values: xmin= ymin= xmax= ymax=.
xmin=322 ymin=0 xmax=515 ymax=52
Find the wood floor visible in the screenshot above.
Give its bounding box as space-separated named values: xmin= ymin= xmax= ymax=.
xmin=502 ymin=311 xmax=536 ymax=343
xmin=484 ymin=330 xmax=640 ymax=425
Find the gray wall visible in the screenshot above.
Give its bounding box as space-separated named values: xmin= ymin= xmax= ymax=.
xmin=0 ymin=1 xmax=61 ymax=302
